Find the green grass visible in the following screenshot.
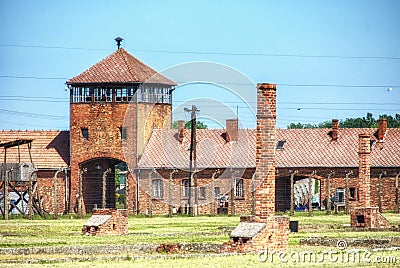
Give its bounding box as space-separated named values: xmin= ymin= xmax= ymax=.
xmin=1 ymin=212 xmax=400 ymax=267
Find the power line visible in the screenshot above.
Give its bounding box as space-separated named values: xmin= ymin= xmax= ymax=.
xmin=1 ymin=44 xmax=400 ymax=60
xmin=0 ymin=75 xmax=399 ymax=89
xmin=0 ymin=120 xmax=68 ymax=129
xmin=0 ymin=108 xmax=68 ymax=120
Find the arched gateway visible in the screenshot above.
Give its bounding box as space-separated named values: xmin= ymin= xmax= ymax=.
xmin=66 ymin=39 xmax=176 ymax=214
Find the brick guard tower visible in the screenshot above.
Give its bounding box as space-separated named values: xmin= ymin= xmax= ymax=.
xmin=221 ymin=83 xmax=289 ymax=253
xmin=66 ymin=39 xmax=175 ymax=213
xmin=350 ymin=133 xmax=389 ymax=228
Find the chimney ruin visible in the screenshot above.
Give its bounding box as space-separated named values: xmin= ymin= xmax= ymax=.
xmin=178 ymin=120 xmax=185 ymax=143
xmin=350 ymin=133 xmax=389 ymax=228
xmin=331 ymin=119 xmax=339 ymax=141
xmin=377 ymin=118 xmax=387 ymax=142
xmin=221 ymin=83 xmax=289 ymax=253
xmin=225 ymin=119 xmax=238 ymax=142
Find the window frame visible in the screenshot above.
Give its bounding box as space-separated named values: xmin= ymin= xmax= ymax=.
xmin=182 ymin=179 xmax=189 ymax=198
xmin=152 ymin=179 xmax=163 ymax=199
xmin=234 ymin=178 xmax=244 ymax=198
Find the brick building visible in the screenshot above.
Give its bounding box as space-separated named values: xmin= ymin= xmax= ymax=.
xmin=138 ymin=118 xmax=400 ymax=216
xmin=1 ymin=44 xmax=399 ymax=217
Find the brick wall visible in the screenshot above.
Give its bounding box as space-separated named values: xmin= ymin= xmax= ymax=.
xmin=37 ymin=170 xmax=67 ymax=214
xmin=70 ymin=101 xmax=171 ymax=214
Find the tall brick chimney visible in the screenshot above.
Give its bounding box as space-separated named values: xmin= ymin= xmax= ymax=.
xmin=350 ymin=133 xmax=390 ymax=229
xmin=358 ymin=133 xmax=371 ymax=207
xmin=255 ymin=83 xmax=277 ymax=221
xmin=378 ymin=118 xmax=387 ymax=141
xmin=225 ymin=119 xmax=238 ymax=142
xmin=221 ymin=83 xmax=289 ymax=253
xmin=178 ymin=120 xmax=185 ymax=143
xmin=331 ymin=119 xmax=339 ymax=141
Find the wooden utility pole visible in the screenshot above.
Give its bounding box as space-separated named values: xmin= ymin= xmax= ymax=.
xmin=344 ymin=170 xmax=353 ymax=215
xmin=326 ymin=171 xmax=334 ymax=215
xmin=102 ymin=168 xmax=112 ymax=209
xmin=53 ymin=168 xmax=64 ymax=220
xmin=290 ymin=170 xmax=298 ymax=216
xmin=184 ymin=105 xmax=199 ymax=217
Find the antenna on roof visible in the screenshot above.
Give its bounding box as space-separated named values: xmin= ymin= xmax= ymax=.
xmin=114 ymin=37 xmax=123 ymax=50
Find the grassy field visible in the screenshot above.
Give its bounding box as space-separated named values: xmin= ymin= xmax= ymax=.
xmin=0 ymin=212 xmax=400 ymax=267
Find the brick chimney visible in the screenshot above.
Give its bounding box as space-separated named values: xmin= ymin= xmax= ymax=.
xmin=225 ymin=119 xmax=238 ymax=142
xmin=378 ymin=118 xmax=387 ymax=141
xmin=255 ymin=83 xmax=277 ymax=221
xmin=178 ymin=120 xmax=185 ymax=143
xmin=358 ymin=133 xmax=371 ymax=207
xmin=331 ymin=119 xmax=339 ymax=141
xmin=350 ymin=133 xmax=389 ymax=229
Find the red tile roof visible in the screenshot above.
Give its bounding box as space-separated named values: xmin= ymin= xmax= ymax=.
xmin=0 ymin=130 xmax=69 ymax=169
xmin=138 ymin=128 xmax=400 ymax=169
xmin=66 ymin=48 xmax=176 ymax=85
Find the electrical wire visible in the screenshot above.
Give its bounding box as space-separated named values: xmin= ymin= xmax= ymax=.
xmin=1 ymin=44 xmax=400 ymax=60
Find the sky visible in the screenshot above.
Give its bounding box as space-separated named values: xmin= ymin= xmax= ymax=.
xmin=0 ymin=0 xmax=399 ymax=130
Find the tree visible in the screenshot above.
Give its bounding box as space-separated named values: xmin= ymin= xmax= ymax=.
xmin=287 ymin=113 xmax=400 ymax=129
xmin=172 ymin=120 xmax=208 ymax=129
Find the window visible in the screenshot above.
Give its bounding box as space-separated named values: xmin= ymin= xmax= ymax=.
xmin=81 ymin=128 xmax=89 ymax=140
xmin=349 ymin=187 xmax=357 ymax=200
xmin=335 ymin=188 xmax=345 ymax=206
xmin=234 ymin=178 xmax=244 ymax=197
xmin=276 ymin=140 xmax=286 ymax=150
xmin=120 ymin=127 xmax=127 ymax=140
xmin=152 ymin=179 xmax=163 ymax=199
xmin=199 ymin=187 xmax=206 ymax=199
xmin=214 ymin=187 xmax=221 ymax=198
xmin=182 ymin=179 xmax=189 ymax=197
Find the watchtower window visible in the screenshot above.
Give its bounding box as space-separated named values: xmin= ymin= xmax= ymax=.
xmin=138 ymin=86 xmax=172 ymax=104
xmin=81 ymin=128 xmax=89 ymax=140
xmin=70 ymin=87 xmax=136 ymax=103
